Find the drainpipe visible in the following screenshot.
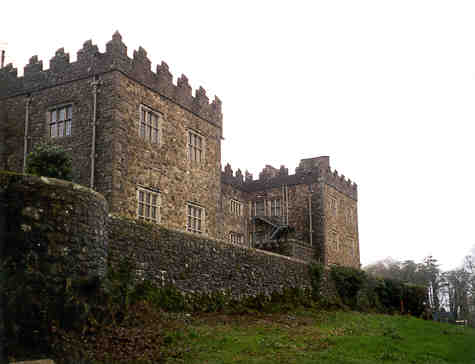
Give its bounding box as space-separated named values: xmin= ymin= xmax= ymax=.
xmin=90 ymin=77 xmax=100 ymax=189
xmin=22 ymin=96 xmax=31 ymax=173
xmin=308 ymin=184 xmax=313 ymax=247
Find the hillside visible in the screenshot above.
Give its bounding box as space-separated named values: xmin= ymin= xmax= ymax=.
xmin=161 ymin=309 xmax=475 ymax=364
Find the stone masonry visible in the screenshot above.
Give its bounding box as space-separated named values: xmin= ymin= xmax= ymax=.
xmin=0 ymin=32 xmax=359 ymax=268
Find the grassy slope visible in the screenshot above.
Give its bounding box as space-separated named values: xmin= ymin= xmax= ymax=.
xmin=163 ymin=310 xmax=475 ymax=364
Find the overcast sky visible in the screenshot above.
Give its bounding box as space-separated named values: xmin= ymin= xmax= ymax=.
xmin=2 ymin=0 xmax=474 ymax=271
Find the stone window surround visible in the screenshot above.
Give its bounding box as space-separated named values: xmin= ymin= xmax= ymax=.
xmin=47 ymin=103 xmax=73 ymax=138
xmin=229 ymin=231 xmax=243 ymax=245
xmin=139 ymin=104 xmax=162 ymax=144
xmin=328 ymin=195 xmax=338 ymax=216
xmin=270 ymin=198 xmax=281 ymax=217
xmin=229 ymin=199 xmax=242 ymax=216
xmin=187 ymin=202 xmax=205 ymax=234
xmin=136 ymin=186 xmax=161 ymax=223
xmin=187 ymin=128 xmax=205 ymax=163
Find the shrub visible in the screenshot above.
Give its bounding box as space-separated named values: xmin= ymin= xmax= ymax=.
xmin=330 ymin=265 xmax=366 ymax=308
xmin=309 ymin=263 xmax=325 ymax=299
xmin=25 ymin=141 xmax=73 ymax=181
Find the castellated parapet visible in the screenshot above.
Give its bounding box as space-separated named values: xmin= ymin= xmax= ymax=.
xmin=0 ymin=31 xmax=222 ymax=127
xmin=222 ymin=157 xmax=357 ymax=201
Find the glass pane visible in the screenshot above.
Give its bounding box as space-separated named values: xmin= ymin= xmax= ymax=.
xmin=59 ymin=121 xmax=64 ymax=137
xmin=51 ymin=123 xmax=57 ymax=137
xmin=51 ymin=110 xmax=57 ymax=122
xmin=146 ymin=192 xmax=151 ymax=204
xmin=139 ymin=191 xmax=144 ymax=202
xmin=197 ymin=136 xmax=202 ymax=148
xmin=197 ymin=219 xmax=201 ymax=231
xmin=59 ymin=108 xmax=66 ymax=121
xmin=140 ymin=122 xmax=145 ymax=137
xmin=151 ymin=207 xmax=156 ymax=219
xmin=145 ymin=205 xmax=150 ymax=218
xmin=138 ymin=203 xmax=144 ymax=216
xmin=152 ymin=195 xmax=157 ymax=205
xmin=67 ymin=106 xmax=72 ymax=119
xmin=153 ymin=115 xmax=158 ymax=128
xmin=66 ymin=120 xmax=72 ymax=136
xmin=147 ymin=125 xmax=152 ymax=140
xmin=152 ymin=129 xmax=158 ymax=143
xmin=188 ymin=216 xmax=192 ymax=230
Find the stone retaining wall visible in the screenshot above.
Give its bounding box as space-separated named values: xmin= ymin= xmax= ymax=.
xmin=108 ymin=216 xmax=312 ymax=297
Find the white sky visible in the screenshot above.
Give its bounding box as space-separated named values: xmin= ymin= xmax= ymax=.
xmin=2 ymin=0 xmax=474 ymax=271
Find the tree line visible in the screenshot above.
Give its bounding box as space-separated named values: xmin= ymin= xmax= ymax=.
xmin=364 ymin=254 xmax=475 ymax=323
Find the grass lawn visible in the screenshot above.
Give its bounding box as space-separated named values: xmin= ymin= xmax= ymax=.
xmin=163 ymin=309 xmax=475 ymax=364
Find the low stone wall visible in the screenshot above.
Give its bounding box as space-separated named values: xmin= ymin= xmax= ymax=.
xmin=108 ymin=216 xmax=312 ymax=297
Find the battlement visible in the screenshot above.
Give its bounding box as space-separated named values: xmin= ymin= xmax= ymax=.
xmin=221 ymin=163 xmax=245 ymax=186
xmin=295 ymin=156 xmax=357 ymax=199
xmin=0 ymin=31 xmax=223 ymax=127
xmin=228 ymin=157 xmax=357 ymax=199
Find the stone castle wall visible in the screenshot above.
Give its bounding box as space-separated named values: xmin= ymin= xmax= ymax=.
xmin=323 ymin=184 xmax=360 ymax=268
xmin=0 ymin=33 xmax=222 ymax=128
xmin=0 ymin=171 xmax=313 ymax=298
xmin=0 ymin=173 xmax=108 ymax=279
xmin=108 ymin=216 xmax=311 ymax=297
xmin=112 ymin=72 xmax=222 ymax=237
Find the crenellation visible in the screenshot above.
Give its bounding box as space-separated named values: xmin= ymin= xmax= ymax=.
xmin=259 ymin=164 xmax=279 ymax=180
xmin=106 ymin=31 xmax=128 ymax=58
xmin=132 ymin=46 xmax=153 ymax=83
xmin=224 ymin=163 xmax=233 ymax=177
xmin=245 ymin=170 xmax=253 ymax=182
xmin=320 ymin=166 xmax=357 ymax=200
xmin=77 ymin=40 xmax=99 ymax=63
xmin=235 ymin=169 xmax=243 ymax=183
xmin=156 ymin=61 xmax=174 ymax=97
xmin=175 ymin=73 xmax=193 ymax=108
xmin=50 ymin=48 xmax=70 ymax=72
xmin=278 ymin=165 xmax=289 ymax=176
xmin=0 ymin=32 xmax=223 ymax=127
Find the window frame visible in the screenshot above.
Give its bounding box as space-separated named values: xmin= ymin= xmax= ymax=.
xmin=136 ymin=186 xmax=161 ymax=223
xmin=139 ymin=104 xmax=162 ymax=144
xmin=229 ymin=231 xmax=243 ymax=245
xmin=187 ymin=129 xmax=204 ymax=163
xmin=48 ymin=104 xmax=73 ymax=138
xmin=270 ymin=198 xmax=281 ymax=217
xmin=230 ymin=199 xmax=242 ymax=216
xmin=187 ymin=203 xmax=205 ymax=234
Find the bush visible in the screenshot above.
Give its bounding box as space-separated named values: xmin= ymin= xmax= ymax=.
xmin=330 ymin=265 xmax=366 ymax=308
xmin=25 ymin=141 xmax=73 ymax=181
xmin=309 ymin=263 xmax=325 ymax=299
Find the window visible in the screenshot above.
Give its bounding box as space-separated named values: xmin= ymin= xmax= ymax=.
xmin=137 ymin=187 xmax=160 ymax=223
xmin=49 ymin=104 xmax=72 ymax=138
xmin=187 ymin=203 xmax=204 ymax=234
xmin=229 ymin=232 xmax=243 ymax=245
xmin=255 ymin=200 xmax=265 ymax=216
xmin=270 ymin=199 xmax=281 ymax=216
xmin=188 ymin=130 xmax=203 ymax=162
xmin=139 ymin=105 xmax=161 ymax=143
xmin=230 ymin=199 xmax=242 ymax=216
xmin=329 ymin=196 xmax=337 ymax=216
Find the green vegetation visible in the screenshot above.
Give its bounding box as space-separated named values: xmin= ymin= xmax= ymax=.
xmin=163 ymin=310 xmax=475 ymax=364
xmin=25 ymin=141 xmax=73 ymax=181
xmin=2 ymin=256 xmax=461 ymax=363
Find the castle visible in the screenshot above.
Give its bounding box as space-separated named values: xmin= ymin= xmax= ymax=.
xmin=0 ymin=32 xmax=359 ymax=268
